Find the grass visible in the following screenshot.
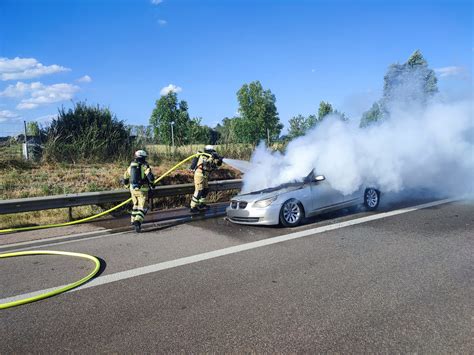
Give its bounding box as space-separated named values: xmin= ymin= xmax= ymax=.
xmin=146 ymin=143 xmax=259 ymax=162
xmin=0 ymin=141 xmax=23 ymax=159
xmin=0 ymin=152 xmax=243 ymax=229
xmin=0 ymin=206 xmax=106 ymax=229
xmin=0 ymin=162 xmax=125 ymax=200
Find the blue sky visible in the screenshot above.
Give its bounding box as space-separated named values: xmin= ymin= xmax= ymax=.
xmin=0 ymin=0 xmax=472 ymax=135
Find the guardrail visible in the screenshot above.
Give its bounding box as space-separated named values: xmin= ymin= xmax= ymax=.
xmin=0 ymin=179 xmax=243 ymax=214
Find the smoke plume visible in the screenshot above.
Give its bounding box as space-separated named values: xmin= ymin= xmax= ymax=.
xmin=242 ymin=97 xmax=473 ymax=198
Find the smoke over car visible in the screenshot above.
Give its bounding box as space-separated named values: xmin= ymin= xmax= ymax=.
xmin=243 ymin=98 xmax=472 ymax=199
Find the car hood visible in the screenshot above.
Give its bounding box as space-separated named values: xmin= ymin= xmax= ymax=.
xmin=232 ymin=181 xmax=306 ymax=203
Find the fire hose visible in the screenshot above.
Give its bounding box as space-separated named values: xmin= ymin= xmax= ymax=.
xmin=0 ymin=250 xmax=100 ymax=310
xmin=0 ymin=153 xmax=211 ymax=309
xmin=0 ymin=152 xmax=210 ymax=234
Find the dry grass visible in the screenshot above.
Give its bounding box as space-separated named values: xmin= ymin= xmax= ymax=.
xmin=0 ymin=161 xmax=124 ymax=200
xmin=0 ymin=156 xmax=242 ymax=229
xmin=0 ymin=141 xmax=23 ymax=160
xmin=0 ymin=205 xmax=105 ymax=229
xmin=146 ymin=143 xmax=259 ymax=161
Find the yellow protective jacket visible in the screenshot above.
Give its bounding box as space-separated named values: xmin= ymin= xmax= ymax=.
xmin=195 ymin=154 xmax=222 ymax=176
xmin=123 ymin=160 xmax=154 ymax=192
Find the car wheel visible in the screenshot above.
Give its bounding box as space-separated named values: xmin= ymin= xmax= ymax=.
xmin=280 ymin=199 xmax=304 ymax=227
xmin=364 ymin=188 xmax=380 ymax=211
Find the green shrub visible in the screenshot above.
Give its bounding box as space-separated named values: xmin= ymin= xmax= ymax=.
xmin=43 ymin=102 xmax=136 ymax=163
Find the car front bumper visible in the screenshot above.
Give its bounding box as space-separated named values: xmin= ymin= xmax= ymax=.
xmin=225 ymin=202 xmax=281 ymax=225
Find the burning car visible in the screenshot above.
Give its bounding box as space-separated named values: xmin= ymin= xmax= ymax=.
xmin=226 ymin=170 xmax=380 ymax=227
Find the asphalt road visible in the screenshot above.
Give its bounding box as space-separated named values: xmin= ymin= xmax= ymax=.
xmin=1 ymin=199 xmax=473 ymax=353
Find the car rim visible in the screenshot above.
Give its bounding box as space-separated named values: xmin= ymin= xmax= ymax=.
xmin=366 ymin=189 xmax=378 ymax=208
xmin=283 ymin=201 xmax=300 ymax=224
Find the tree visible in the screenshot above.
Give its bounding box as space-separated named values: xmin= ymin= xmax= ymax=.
xmin=288 ymin=102 xmax=348 ymax=139
xmin=215 ymin=116 xmax=250 ymax=144
xmin=216 ymin=117 xmax=239 ymax=144
xmin=128 ymin=125 xmax=154 ymax=145
xmin=288 ymin=114 xmax=307 ymax=139
xmin=360 ymin=50 xmax=438 ymax=127
xmin=305 ymin=101 xmax=335 ymax=129
xmin=26 ymin=121 xmax=40 ymax=137
xmin=360 ymin=102 xmax=383 ymax=128
xmin=318 ymin=101 xmax=334 ymax=120
xmin=149 ymin=92 xmax=190 ymax=146
xmin=44 ymin=101 xmax=131 ymax=162
xmin=383 ymin=50 xmax=438 ymax=104
xmin=188 ymin=117 xmax=212 ymax=144
xmin=237 ymin=81 xmax=283 ymax=144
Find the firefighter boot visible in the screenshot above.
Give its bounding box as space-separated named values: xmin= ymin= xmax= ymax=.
xmin=133 ymin=221 xmax=142 ymax=233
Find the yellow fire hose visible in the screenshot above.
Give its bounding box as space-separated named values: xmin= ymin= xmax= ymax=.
xmin=0 ymin=250 xmax=101 ymax=310
xmin=1 ymin=153 xmax=214 ymax=309
xmin=0 ymin=152 xmax=210 ymax=234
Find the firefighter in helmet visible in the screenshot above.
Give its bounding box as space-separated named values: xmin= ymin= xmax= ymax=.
xmin=189 ymin=145 xmax=223 ymax=213
xmin=123 ymin=150 xmax=155 ymax=233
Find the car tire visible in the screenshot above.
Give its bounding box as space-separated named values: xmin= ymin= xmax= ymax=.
xmin=279 ymin=199 xmax=305 ymax=227
xmin=364 ymin=188 xmax=380 ymax=211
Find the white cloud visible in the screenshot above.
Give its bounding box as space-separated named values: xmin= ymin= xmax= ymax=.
xmin=3 ymin=82 xmax=80 ymax=110
xmin=160 ymin=84 xmax=182 ymax=96
xmin=77 ymin=75 xmax=92 ymax=83
xmin=158 ymin=19 xmax=167 ymax=26
xmin=0 ymin=110 xmax=20 ymax=122
xmin=0 ymin=57 xmax=70 ymax=81
xmin=151 ymin=0 xmax=163 ymax=4
xmin=0 ymin=82 xmax=44 ymax=98
xmin=17 ymin=83 xmax=79 ymax=110
xmin=17 ymin=102 xmax=39 ymax=110
xmin=434 ymin=66 xmax=465 ymax=78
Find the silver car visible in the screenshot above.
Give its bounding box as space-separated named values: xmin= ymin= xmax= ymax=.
xmin=226 ymin=170 xmax=380 ymax=227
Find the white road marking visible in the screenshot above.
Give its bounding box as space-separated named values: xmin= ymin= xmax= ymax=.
xmin=5 ymin=233 xmax=130 ymax=253
xmin=0 ymin=198 xmax=457 ymax=306
xmin=0 ymin=230 xmax=130 ymax=253
xmin=0 ymin=215 xmax=197 ymax=252
xmin=0 ymin=229 xmax=114 ymax=250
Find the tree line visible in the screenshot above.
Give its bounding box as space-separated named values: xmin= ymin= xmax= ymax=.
xmin=24 ymin=50 xmax=438 ymax=162
xmin=149 ymin=50 xmax=437 ymax=145
xmin=149 ymin=81 xmax=347 ymax=145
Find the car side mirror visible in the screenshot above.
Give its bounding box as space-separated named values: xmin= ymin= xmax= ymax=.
xmin=315 ymin=175 xmax=325 ymax=181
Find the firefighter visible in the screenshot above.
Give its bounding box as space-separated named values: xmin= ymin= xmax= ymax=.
xmin=189 ymin=145 xmax=223 ymax=213
xmin=122 ymin=150 xmax=155 ymax=233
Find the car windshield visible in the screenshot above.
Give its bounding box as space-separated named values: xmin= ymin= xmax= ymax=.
xmin=247 ymin=169 xmax=316 ymax=195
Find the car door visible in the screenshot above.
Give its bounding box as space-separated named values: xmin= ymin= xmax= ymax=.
xmin=309 ymin=175 xmax=345 ymax=212
xmin=344 ymin=185 xmax=365 ymax=204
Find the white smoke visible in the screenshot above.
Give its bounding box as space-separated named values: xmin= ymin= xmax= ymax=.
xmin=242 ymin=97 xmax=473 ymax=197
xmin=223 ymin=158 xmax=253 ymax=173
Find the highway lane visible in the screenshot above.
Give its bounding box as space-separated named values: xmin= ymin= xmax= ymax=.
xmin=1 ymin=200 xmax=473 ymax=352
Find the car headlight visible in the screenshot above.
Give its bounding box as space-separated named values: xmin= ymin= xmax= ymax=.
xmin=253 ymin=196 xmax=277 ymax=208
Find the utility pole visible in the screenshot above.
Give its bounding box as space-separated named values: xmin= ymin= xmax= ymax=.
xmin=170 ymin=121 xmax=175 ymax=153
xmin=23 ymin=120 xmax=29 ymax=160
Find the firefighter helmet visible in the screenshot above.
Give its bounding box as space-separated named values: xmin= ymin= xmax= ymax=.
xmin=204 ymin=145 xmax=215 ymax=152
xmin=134 ymin=150 xmax=148 ymax=158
